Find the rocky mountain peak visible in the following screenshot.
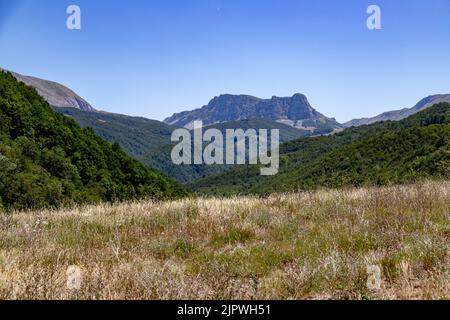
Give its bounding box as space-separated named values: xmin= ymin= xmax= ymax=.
xmin=1 ymin=68 xmax=96 ymax=112
xmin=164 ymin=93 xmax=340 ymax=133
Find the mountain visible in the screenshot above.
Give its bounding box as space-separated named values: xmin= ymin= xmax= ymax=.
xmin=10 ymin=68 xmax=447 ymax=191
xmin=56 ymin=108 xmax=312 ymax=184
xmin=144 ymin=118 xmax=313 ymax=184
xmin=203 ymin=118 xmax=311 ymax=141
xmin=0 ymin=70 xmax=185 ymax=210
xmin=164 ymin=94 xmax=342 ymax=134
xmin=344 ymin=94 xmax=450 ymax=128
xmin=7 ymin=69 xmax=313 ymax=184
xmin=191 ymin=103 xmax=450 ymax=195
xmin=1 ymin=68 xmax=96 ymax=111
xmin=56 ymin=107 xmax=175 ymax=160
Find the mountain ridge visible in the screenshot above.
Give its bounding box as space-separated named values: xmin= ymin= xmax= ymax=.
xmin=164 ymin=93 xmax=341 ymax=134
xmin=344 ymin=94 xmax=450 ymax=128
xmin=1 ymin=68 xmax=96 ymax=112
xmin=191 ymin=103 xmax=450 ymax=195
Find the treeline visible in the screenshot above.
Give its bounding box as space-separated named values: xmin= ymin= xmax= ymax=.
xmin=0 ymin=71 xmax=185 ymax=210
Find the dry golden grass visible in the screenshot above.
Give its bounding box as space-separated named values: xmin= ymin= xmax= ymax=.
xmin=0 ymin=181 xmax=449 ymax=300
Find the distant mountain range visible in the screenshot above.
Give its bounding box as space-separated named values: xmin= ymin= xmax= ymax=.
xmin=343 ymin=94 xmax=450 ymax=128
xmin=3 ymin=68 xmax=449 ymax=188
xmin=7 ymin=68 xmax=449 ymax=131
xmin=164 ymin=94 xmax=341 ymax=135
xmin=2 ymin=68 xmax=96 ymax=112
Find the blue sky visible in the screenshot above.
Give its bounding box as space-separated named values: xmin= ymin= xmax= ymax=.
xmin=1 ymin=0 xmax=450 ymax=122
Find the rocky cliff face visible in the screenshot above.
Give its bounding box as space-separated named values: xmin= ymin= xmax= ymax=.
xmin=2 ymin=69 xmax=96 ymax=112
xmin=164 ymin=93 xmax=341 ymax=133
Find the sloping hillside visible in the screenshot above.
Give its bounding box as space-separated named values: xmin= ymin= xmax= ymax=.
xmin=192 ymin=103 xmax=450 ymax=195
xmin=0 ymin=71 xmax=185 ymax=210
xmin=56 ymin=107 xmax=175 ymax=160
xmin=1 ymin=68 xmax=96 ymax=111
xmin=55 ymin=109 xmax=312 ymax=184
xmin=344 ymin=94 xmax=450 ymax=128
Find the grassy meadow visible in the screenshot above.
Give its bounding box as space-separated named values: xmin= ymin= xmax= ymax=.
xmin=0 ymin=181 xmax=449 ymax=300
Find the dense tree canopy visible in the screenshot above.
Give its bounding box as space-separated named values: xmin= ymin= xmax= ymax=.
xmin=0 ymin=71 xmax=186 ymax=210
xmin=56 ymin=108 xmax=314 ymax=184
xmin=192 ymin=103 xmax=450 ymax=195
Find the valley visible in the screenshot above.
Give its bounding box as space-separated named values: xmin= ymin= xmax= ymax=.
xmin=3 ymin=69 xmax=449 ymax=193
xmin=192 ymin=103 xmax=450 ymax=195
xmin=0 ymin=69 xmax=449 ymax=301
xmin=2 ymin=0 xmax=449 ymax=304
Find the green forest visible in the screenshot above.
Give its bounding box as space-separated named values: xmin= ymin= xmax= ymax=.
xmin=191 ymin=103 xmax=450 ymax=195
xmin=56 ymin=108 xmax=314 ymax=184
xmin=0 ymin=71 xmax=185 ymax=210
xmin=2 ymin=69 xmax=449 ymax=208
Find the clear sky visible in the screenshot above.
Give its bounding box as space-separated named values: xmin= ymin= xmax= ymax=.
xmin=1 ymin=0 xmax=450 ymax=122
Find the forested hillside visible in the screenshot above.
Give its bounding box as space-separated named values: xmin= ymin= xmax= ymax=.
xmin=55 ymin=109 xmax=312 ymax=184
xmin=56 ymin=107 xmax=175 ymax=160
xmin=0 ymin=71 xmax=185 ymax=210
xmin=191 ymin=103 xmax=450 ymax=195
